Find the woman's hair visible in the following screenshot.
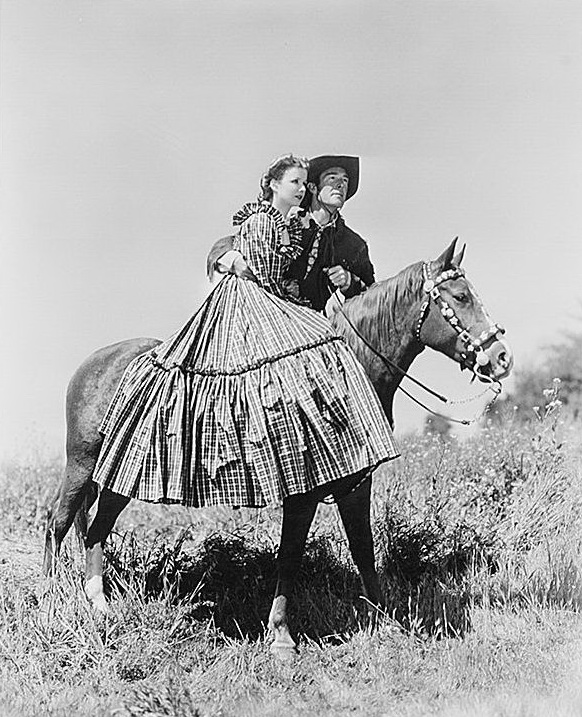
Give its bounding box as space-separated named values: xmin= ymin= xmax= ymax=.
xmin=258 ymin=154 xmax=309 ymax=202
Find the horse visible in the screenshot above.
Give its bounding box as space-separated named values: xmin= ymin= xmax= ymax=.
xmin=43 ymin=238 xmax=513 ymax=655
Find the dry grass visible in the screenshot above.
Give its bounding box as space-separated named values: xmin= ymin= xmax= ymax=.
xmin=1 ymin=384 xmax=582 ymax=715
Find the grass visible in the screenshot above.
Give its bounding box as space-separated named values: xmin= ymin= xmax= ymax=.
xmin=1 ymin=383 xmax=582 ymax=715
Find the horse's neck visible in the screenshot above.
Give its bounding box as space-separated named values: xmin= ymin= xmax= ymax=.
xmin=332 ymin=269 xmax=424 ymax=420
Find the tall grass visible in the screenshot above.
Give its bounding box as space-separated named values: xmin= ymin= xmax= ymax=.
xmin=1 ymin=381 xmax=581 ymax=715
xmin=372 ymin=379 xmax=582 ymax=625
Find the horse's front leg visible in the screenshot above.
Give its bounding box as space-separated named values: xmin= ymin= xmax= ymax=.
xmin=268 ymin=491 xmax=318 ymax=656
xmin=334 ymin=472 xmax=383 ymax=609
xmin=84 ymin=488 xmax=130 ymax=614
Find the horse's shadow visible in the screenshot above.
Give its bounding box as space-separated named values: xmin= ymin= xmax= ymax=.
xmin=104 ymin=528 xmax=473 ymax=642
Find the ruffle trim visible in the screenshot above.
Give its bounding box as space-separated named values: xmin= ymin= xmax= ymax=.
xmin=232 ymin=201 xmax=303 ymax=257
xmin=151 ymin=335 xmax=344 ymax=376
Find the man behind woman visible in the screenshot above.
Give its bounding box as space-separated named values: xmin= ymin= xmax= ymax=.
xmin=89 ymin=154 xmax=398 ymax=518
xmin=286 ymin=154 xmax=375 ymax=313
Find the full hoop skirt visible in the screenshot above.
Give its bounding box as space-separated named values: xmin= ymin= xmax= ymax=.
xmin=92 ymin=275 xmax=399 ymax=507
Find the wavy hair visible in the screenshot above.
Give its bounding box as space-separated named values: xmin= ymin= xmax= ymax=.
xmin=258 ymin=154 xmax=309 ymax=202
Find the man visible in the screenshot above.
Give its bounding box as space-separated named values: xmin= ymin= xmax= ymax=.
xmin=285 ymin=155 xmax=375 ymax=312
xmin=207 ymin=154 xmax=375 ymax=312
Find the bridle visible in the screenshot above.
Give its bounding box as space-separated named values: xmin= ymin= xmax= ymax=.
xmin=324 ymin=259 xmax=506 ymax=503
xmin=334 ymin=260 xmax=505 ymax=425
xmin=415 ymin=262 xmax=506 ymax=377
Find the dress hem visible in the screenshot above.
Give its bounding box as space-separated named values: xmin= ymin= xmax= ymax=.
xmin=96 ymin=454 xmax=400 ymax=509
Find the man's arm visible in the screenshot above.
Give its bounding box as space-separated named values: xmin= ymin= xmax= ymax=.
xmin=339 ymin=242 xmax=375 ymax=299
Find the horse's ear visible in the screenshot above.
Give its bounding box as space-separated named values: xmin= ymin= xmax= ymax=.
xmin=434 ymin=237 xmax=458 ymax=271
xmin=453 ymin=242 xmax=466 ymax=267
xmin=206 ymin=235 xmax=235 ymax=279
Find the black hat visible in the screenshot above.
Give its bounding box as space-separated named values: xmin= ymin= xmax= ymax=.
xmin=307 ymin=155 xmax=359 ymax=200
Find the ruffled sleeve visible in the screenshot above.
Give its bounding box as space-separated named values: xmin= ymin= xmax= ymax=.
xmin=232 ymin=202 xmax=303 ymax=262
xmin=229 ymin=202 xmax=304 ymax=295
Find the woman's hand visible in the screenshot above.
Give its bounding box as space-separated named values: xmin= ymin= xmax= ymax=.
xmin=216 ymin=250 xmax=258 ymax=283
xmin=231 ymin=254 xmax=259 ymax=282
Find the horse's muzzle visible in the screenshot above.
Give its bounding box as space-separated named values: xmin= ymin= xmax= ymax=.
xmin=474 ymin=338 xmax=514 ymax=382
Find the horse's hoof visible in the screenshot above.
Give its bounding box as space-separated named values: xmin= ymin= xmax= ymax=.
xmin=85 ymin=576 xmax=108 ymax=616
xmin=270 ymin=642 xmax=299 ymax=661
xmin=90 ymin=594 xmax=109 ymax=616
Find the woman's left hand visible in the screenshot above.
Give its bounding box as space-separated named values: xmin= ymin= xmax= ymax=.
xmin=231 ymin=254 xmax=259 ymax=283
xmin=216 ymin=250 xmax=259 ymax=283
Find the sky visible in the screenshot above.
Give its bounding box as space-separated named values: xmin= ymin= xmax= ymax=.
xmin=1 ymin=0 xmax=582 ymax=460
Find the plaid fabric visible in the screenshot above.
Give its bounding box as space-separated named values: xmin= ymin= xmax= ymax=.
xmin=92 ymin=207 xmax=399 ymax=508
xmin=231 ymin=203 xmax=304 ymax=297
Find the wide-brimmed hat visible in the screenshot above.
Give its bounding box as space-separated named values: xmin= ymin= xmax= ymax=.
xmin=307 ymin=155 xmax=359 ymax=200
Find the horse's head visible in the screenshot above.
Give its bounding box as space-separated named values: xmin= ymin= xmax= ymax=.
xmin=415 ymin=239 xmax=513 ymax=382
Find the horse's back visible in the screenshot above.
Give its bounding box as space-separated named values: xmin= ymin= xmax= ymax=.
xmin=66 ymin=338 xmax=161 ymax=454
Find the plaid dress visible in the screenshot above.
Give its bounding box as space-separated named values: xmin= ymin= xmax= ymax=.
xmin=92 ymin=202 xmax=399 ymax=507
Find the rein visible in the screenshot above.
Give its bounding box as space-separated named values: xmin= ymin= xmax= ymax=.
xmin=334 ymin=261 xmax=504 ymax=426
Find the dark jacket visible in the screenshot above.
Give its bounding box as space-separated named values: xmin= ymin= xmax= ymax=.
xmin=285 ymin=213 xmax=375 ymax=311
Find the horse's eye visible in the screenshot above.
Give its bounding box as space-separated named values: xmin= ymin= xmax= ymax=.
xmin=453 ymin=293 xmax=468 ymax=304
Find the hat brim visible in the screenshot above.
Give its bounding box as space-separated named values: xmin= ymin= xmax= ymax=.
xmin=307 ymin=155 xmax=359 ymax=201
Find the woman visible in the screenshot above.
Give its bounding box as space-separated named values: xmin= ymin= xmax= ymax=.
xmin=92 ymin=154 xmax=398 ymax=507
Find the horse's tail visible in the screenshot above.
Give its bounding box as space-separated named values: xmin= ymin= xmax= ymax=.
xmin=73 ymin=481 xmax=99 ymax=544
xmin=42 ymin=477 xmax=98 ymax=575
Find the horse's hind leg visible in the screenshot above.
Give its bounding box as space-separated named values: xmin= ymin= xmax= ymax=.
xmin=43 ymin=452 xmax=98 ymax=575
xmin=84 ymin=488 xmax=130 ymax=613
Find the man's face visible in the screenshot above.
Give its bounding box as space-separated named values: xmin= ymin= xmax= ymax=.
xmin=316 ymin=166 xmax=349 ymax=210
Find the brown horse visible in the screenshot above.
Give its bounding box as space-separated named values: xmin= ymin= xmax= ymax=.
xmin=43 ymin=239 xmax=512 ymax=655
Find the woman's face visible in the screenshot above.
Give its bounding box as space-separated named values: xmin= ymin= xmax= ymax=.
xmin=271 ymin=166 xmax=307 ymax=210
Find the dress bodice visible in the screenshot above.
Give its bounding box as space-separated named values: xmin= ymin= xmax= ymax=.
xmin=232 ymin=202 xmax=303 ymax=298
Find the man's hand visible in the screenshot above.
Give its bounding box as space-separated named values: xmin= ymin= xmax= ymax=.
xmin=324 ymin=265 xmax=352 ymax=293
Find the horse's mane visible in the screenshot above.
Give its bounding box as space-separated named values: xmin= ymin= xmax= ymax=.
xmin=340 ymin=261 xmax=424 ymax=344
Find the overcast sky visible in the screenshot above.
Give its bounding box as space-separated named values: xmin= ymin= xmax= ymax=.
xmin=2 ymin=0 xmax=581 ymax=459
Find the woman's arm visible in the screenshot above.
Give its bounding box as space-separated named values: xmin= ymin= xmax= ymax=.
xmin=236 ymin=213 xmax=279 ymax=286
xmin=206 ymin=235 xmax=258 ymax=282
